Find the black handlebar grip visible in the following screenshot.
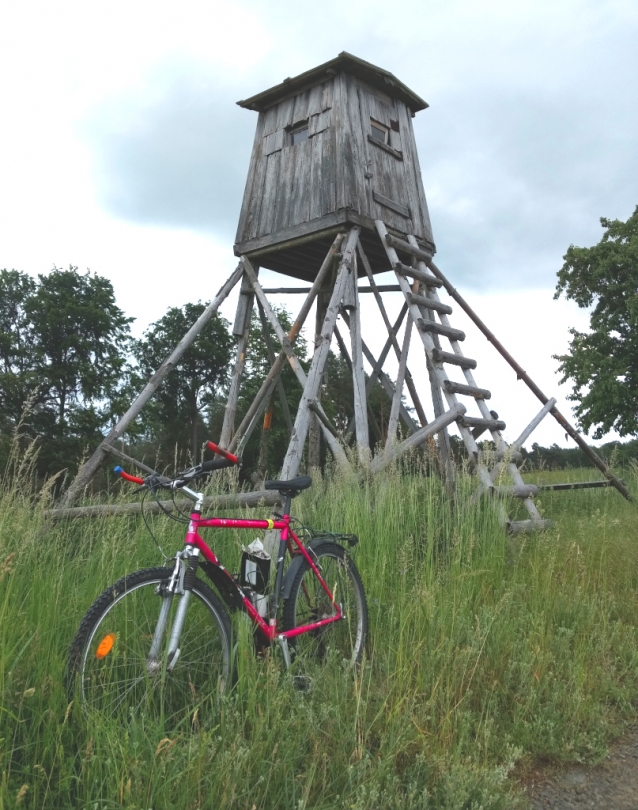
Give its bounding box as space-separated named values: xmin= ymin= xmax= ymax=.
xmin=200 ymin=458 xmax=236 ymax=473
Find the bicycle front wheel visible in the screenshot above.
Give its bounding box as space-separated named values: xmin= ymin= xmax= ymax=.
xmin=67 ymin=567 xmax=232 ymax=724
xmin=283 ymin=542 xmax=367 ymax=669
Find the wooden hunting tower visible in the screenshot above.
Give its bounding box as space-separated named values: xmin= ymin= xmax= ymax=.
xmin=234 ymin=52 xmax=436 ymax=280
xmin=59 ymin=52 xmax=631 ymax=529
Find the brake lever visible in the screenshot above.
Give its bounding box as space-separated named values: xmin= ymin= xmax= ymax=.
xmin=144 ymin=473 xmax=173 ymax=493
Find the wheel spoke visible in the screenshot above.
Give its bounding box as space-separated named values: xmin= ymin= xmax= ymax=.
xmin=283 ymin=544 xmax=367 ymax=674
xmin=70 ymin=569 xmax=231 ymax=724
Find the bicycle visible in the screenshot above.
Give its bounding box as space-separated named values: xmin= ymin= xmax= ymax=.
xmin=67 ymin=440 xmax=368 ymax=722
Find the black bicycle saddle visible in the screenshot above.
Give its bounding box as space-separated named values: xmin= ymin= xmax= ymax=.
xmin=264 ymin=475 xmax=312 ymax=495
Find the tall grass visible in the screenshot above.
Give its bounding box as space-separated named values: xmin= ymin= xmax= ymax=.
xmin=1 ymin=458 xmax=637 ymax=809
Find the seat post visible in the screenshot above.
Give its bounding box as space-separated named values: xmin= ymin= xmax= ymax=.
xmin=283 ymin=492 xmax=292 ymax=516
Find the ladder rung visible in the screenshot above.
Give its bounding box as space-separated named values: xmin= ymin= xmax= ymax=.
xmin=460 ymin=416 xmax=506 ymax=431
xmin=431 ymin=348 xmax=477 ymax=369
xmin=385 ymin=233 xmax=433 ymax=262
xmin=394 ymin=263 xmax=443 ymax=288
xmin=417 ymin=318 xmax=465 ymax=342
xmin=443 ymin=380 xmax=491 ymax=399
xmin=471 ymin=410 xmax=499 ymax=439
xmin=493 ymin=484 xmax=539 ymax=498
xmin=407 ymin=292 xmax=452 ymax=315
xmin=508 ymin=519 xmax=553 ymax=535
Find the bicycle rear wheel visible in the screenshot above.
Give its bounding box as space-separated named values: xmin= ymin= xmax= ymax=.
xmin=67 ymin=567 xmax=231 ymax=724
xmin=283 ymin=542 xmax=367 ymax=669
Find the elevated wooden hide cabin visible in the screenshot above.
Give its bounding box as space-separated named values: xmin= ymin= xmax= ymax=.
xmin=234 ymin=52 xmax=436 ymax=281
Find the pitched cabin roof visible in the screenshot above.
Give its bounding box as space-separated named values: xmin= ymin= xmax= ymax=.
xmin=237 ymin=52 xmax=428 ymax=114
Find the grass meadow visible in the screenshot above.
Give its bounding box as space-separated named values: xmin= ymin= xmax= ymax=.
xmin=1 ymin=454 xmax=638 ymax=809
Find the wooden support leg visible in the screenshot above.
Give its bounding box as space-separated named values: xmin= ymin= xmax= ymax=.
xmin=334 ymin=324 xmax=383 ymax=444
xmin=220 ymin=270 xmax=256 ymax=448
xmin=364 ymin=305 xmax=408 ymax=399
xmin=358 ymin=242 xmax=429 ymax=428
xmin=256 ymin=392 xmax=274 ymax=484
xmin=280 ymin=227 xmax=360 ymax=480
xmin=341 ymin=304 xmax=411 ymax=440
xmin=345 ymin=256 xmax=370 ymax=463
xmin=512 ymin=398 xmax=558 ymax=451
xmin=257 ymin=300 xmax=293 ymax=436
xmin=386 ymin=314 xmax=413 ymax=447
xmin=228 ymin=234 xmax=343 ymax=455
xmin=308 ymin=287 xmax=330 ymax=469
xmin=341 ymin=309 xmax=419 ymax=436
xmin=60 ymin=264 xmax=244 ymax=508
xmin=241 ymin=255 xmax=349 ymax=467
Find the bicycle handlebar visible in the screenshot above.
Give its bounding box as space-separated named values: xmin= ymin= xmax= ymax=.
xmin=114 ymin=457 xmax=237 ymax=493
xmin=114 ymin=466 xmax=144 ymax=485
xmin=114 ymin=439 xmax=238 ymax=493
xmin=206 ymin=441 xmax=238 ymax=464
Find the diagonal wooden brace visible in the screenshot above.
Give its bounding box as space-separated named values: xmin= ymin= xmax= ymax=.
xmin=61 ymin=264 xmax=244 ymax=508
xmin=241 ymin=256 xmax=347 ymax=466
xmin=228 ymin=233 xmax=344 ymax=454
xmin=371 ymin=404 xmax=466 ymax=474
xmin=280 ymin=227 xmax=361 ymax=479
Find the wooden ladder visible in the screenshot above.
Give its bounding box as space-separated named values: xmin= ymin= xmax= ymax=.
xmin=376 ymin=220 xmax=555 ymax=535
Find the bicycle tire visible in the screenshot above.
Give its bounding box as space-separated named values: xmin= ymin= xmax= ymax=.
xmin=283 ymin=542 xmax=367 ymax=669
xmin=67 ymin=567 xmax=232 ymax=724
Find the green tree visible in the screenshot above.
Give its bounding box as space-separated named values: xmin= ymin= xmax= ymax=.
xmin=27 ymin=267 xmax=133 ymax=472
xmin=0 ymin=266 xmax=133 ymax=476
xmin=235 ymin=307 xmax=306 ymax=479
xmin=554 ymin=206 xmax=638 ymax=438
xmin=321 ymin=352 xmax=396 ymax=448
xmin=133 ymin=304 xmax=234 ymax=463
xmin=0 ymin=270 xmax=38 ymax=432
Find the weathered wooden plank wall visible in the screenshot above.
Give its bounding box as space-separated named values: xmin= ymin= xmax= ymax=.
xmin=235 ymin=69 xmax=435 ymax=264
xmin=237 ymin=79 xmax=337 ymax=246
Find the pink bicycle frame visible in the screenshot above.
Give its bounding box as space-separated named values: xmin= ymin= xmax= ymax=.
xmin=184 ymin=511 xmax=343 ymax=642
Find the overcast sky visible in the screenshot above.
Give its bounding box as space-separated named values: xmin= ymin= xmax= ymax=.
xmin=1 ymin=0 xmax=636 ymax=449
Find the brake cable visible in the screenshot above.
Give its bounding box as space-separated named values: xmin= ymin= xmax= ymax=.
xmin=140 ymin=489 xmax=171 ymax=562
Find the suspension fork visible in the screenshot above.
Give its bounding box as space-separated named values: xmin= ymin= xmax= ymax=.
xmin=166 ymin=548 xmax=200 ymax=670
xmin=146 ymin=547 xmax=200 ymax=674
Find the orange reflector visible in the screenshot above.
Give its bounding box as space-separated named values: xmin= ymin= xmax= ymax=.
xmin=95 ymin=633 xmax=116 ymax=659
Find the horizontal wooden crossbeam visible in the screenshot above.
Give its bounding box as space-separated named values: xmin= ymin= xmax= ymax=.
xmin=45 ymin=490 xmax=282 ymax=521
xmin=261 ymin=285 xmax=402 ymax=294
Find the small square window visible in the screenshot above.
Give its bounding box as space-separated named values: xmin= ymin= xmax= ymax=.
xmin=370 ymin=120 xmax=389 ymax=144
xmin=290 ymin=125 xmax=309 ymax=145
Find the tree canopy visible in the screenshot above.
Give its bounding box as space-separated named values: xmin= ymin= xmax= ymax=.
xmin=554 ymin=206 xmax=638 ymax=438
xmin=0 ymin=267 xmax=132 ymax=474
xmin=132 ymin=304 xmax=234 ymax=462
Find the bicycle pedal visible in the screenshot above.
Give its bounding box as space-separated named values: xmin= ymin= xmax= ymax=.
xmin=292 ymin=675 xmax=313 ymax=693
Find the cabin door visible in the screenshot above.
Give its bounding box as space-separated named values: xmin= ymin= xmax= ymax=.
xmin=357 ymin=83 xmax=414 ymax=233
